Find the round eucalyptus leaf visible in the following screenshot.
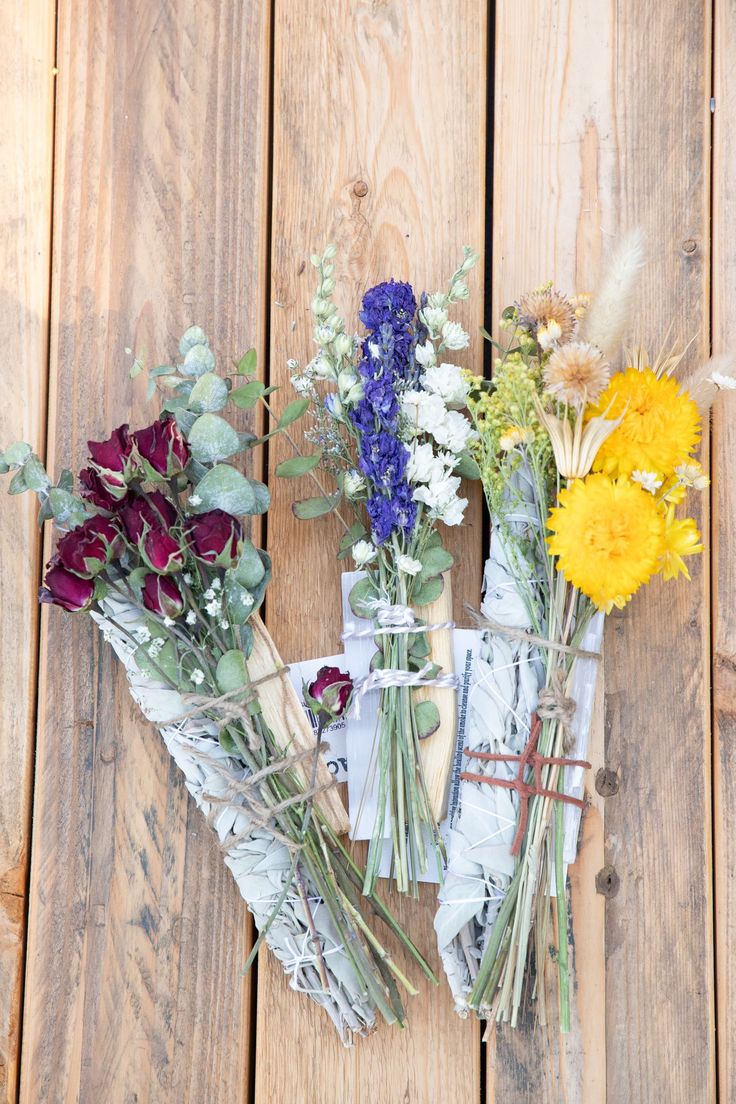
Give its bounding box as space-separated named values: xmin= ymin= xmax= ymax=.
xmin=188 ymin=371 xmax=229 ymax=412
xmin=181 ymin=342 xmax=216 ymax=378
xmin=188 ymin=413 xmax=242 ymax=463
xmin=216 ymin=649 xmax=249 ymax=696
xmin=2 ymin=441 xmax=32 ymax=467
xmin=231 ymin=538 xmax=266 ymax=588
xmin=193 ymin=464 xmax=257 ymax=516
xmin=179 ymin=326 xmax=209 ymax=356
xmin=415 ymin=700 xmax=440 ymax=739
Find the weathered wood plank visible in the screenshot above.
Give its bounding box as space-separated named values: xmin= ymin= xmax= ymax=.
xmin=0 ymin=5 xmax=55 ymax=1099
xmin=20 ymin=3 xmax=270 ymax=1100
xmin=712 ymin=4 xmax=736 ymax=1099
xmin=491 ymin=2 xmax=714 ymax=1100
xmin=488 ymin=4 xmax=615 ymax=1097
xmin=258 ymin=1 xmax=487 ymax=1100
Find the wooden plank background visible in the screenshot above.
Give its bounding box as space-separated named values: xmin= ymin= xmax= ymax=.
xmin=0 ymin=1 xmax=726 ymax=1101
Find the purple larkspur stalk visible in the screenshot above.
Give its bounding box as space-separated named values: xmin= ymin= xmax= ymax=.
xmin=348 ymin=281 xmax=418 ymax=545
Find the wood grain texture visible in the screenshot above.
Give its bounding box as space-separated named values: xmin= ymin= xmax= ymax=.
xmin=0 ymin=5 xmax=55 ymax=1099
xmin=258 ymin=1 xmax=487 ymax=1100
xmin=491 ymin=2 xmax=714 ymax=1100
xmin=20 ymin=2 xmax=270 ymax=1100
xmin=712 ymin=3 xmax=736 ymax=1099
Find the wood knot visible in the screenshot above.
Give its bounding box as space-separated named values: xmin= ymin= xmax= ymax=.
xmin=595 ymin=865 xmax=620 ymax=898
xmin=682 ymin=238 xmax=697 ymax=255
xmin=595 ymin=767 xmax=619 ymax=797
xmin=353 ymin=180 xmax=369 ymax=198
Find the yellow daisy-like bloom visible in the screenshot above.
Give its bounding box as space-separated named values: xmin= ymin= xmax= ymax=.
xmin=586 ymin=367 xmax=700 ymax=479
xmin=547 ymin=473 xmax=666 ymax=612
xmin=659 ymin=505 xmax=703 ymax=581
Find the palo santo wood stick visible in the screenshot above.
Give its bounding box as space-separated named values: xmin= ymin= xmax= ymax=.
xmin=249 ymin=614 xmax=350 ymax=835
xmin=414 ymin=571 xmax=456 ymax=822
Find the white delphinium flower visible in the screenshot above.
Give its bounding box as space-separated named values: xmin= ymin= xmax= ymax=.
xmin=406 ymin=439 xmax=445 ymax=483
xmin=344 ymin=470 xmax=367 ymax=498
xmin=414 ymin=473 xmax=462 ymax=513
xmin=439 ymin=494 xmax=468 ymax=526
xmin=631 ymin=470 xmax=663 ymax=494
xmin=310 ymin=352 xmax=337 ymax=381
xmin=440 ymin=320 xmax=470 ymax=350
xmin=352 ymin=540 xmax=378 ymax=567
xmin=432 ymin=409 xmax=476 ymax=454
xmin=185 ymin=611 xmax=197 ymax=626
xmin=401 ymin=390 xmax=447 ymax=437
xmin=190 ymin=669 xmax=205 ymax=686
xmin=397 ymin=555 xmax=423 ymax=576
xmin=710 ymin=370 xmax=736 ymax=390
xmin=422 ymin=362 xmax=470 ymax=406
xmin=421 ymin=305 xmax=448 ymax=337
xmin=449 ymin=280 xmax=469 ymax=302
xmin=415 ymin=341 xmax=436 ymax=368
xmin=333 ymin=332 xmax=353 ymax=358
xmin=188 ymin=494 xmax=202 ymax=507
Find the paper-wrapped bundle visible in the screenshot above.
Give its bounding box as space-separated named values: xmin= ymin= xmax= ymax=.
xmin=93 ymin=594 xmax=383 ymax=1041
xmin=435 ymin=468 xmax=602 ymax=1016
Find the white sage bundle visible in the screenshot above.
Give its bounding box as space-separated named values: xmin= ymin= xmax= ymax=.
xmin=435 ymin=466 xmax=602 ymax=1017
xmin=93 ymin=594 xmax=380 ymax=1042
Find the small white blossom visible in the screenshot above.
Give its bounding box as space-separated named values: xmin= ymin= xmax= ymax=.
xmin=205 ymin=599 xmax=221 ymax=616
xmin=133 ymin=626 xmax=152 ymax=644
xmin=426 ymin=292 xmax=448 ymax=310
xmin=406 ymin=441 xmax=447 ymax=485
xmin=414 ymin=341 xmax=436 ymax=368
xmin=287 ymin=358 xmax=299 ymax=371
xmin=162 ymin=616 xmax=175 ymax=628
xmin=439 ymin=495 xmax=468 ymax=526
xmin=211 ymin=578 xmax=222 ymax=591
xmin=413 ymin=474 xmax=462 ymax=514
xmin=421 ymin=305 xmax=448 ymax=337
xmin=631 ymin=470 xmax=663 ymax=494
xmin=674 ymin=462 xmax=710 ymax=490
xmin=422 ymin=362 xmax=470 ymax=406
xmin=185 ymin=611 xmax=197 ymax=625
xmin=239 ymin=591 xmax=254 ymax=608
xmin=310 ymin=352 xmax=337 ymax=381
xmin=711 ymin=370 xmax=736 ymax=390
xmin=352 ymin=539 xmax=378 ymax=567
xmin=344 ymin=470 xmax=367 ymax=498
xmin=397 ymin=555 xmax=423 ymax=576
xmin=315 ymin=322 xmax=337 ymax=347
xmin=368 ymin=341 xmax=380 ymax=359
xmin=188 ymin=494 xmax=202 ymax=507
xmin=431 ymin=409 xmax=476 ymax=454
xmin=441 ymin=320 xmax=470 ymax=350
xmin=148 ymin=637 xmax=166 ymax=659
xmin=190 ymin=669 xmax=205 ymax=686
xmin=537 ymin=320 xmax=562 ymax=350
xmin=183 ymin=573 xmax=193 ymax=585
xmin=219 ymin=619 xmax=230 ymax=630
xmin=449 ymin=280 xmax=469 ymax=302
xmin=333 ymin=332 xmax=353 ymax=358
xmin=203 ymin=587 xmax=216 ymax=600
xmin=400 ymin=390 xmax=447 ymax=437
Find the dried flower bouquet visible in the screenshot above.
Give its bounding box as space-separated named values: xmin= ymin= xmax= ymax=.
xmin=436 ymin=233 xmax=733 ymax=1030
xmin=1 ymin=329 xmax=434 ymax=1042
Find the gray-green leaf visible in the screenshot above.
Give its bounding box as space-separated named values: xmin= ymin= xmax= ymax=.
xmin=277 ymin=398 xmax=309 ymax=428
xmin=275 ymin=451 xmax=322 ymax=478
xmin=188 ymin=413 xmax=242 ymax=463
xmin=188 ymin=371 xmax=229 ymax=413
xmin=231 ymin=380 xmax=265 ymax=409
xmin=415 ymin=700 xmax=441 ymax=739
xmin=292 ymin=491 xmax=341 ymax=520
xmin=181 ymin=342 xmax=216 ymax=378
xmin=193 ymin=464 xmax=257 ymax=515
xmin=179 ymin=326 xmax=209 ymax=356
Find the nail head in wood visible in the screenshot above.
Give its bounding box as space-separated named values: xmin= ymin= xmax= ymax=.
xmin=595 ymin=767 xmax=619 ymax=796
xmin=595 ymin=865 xmax=620 ymax=898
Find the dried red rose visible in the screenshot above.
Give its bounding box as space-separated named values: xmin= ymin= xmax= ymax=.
xmin=183 ymin=509 xmax=242 ymax=568
xmin=133 ymin=414 xmax=190 ymax=478
xmin=140 ymin=527 xmax=185 ymax=574
xmin=39 ymin=559 xmax=95 ymax=612
xmin=142 ymin=573 xmax=184 ymax=618
xmin=120 ymin=492 xmax=177 ymax=543
xmin=55 ymin=516 xmax=123 ymax=577
xmin=86 ymin=424 xmax=135 ymax=500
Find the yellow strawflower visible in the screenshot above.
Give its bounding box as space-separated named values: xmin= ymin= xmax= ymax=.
xmin=586 ymin=367 xmax=700 ymax=479
xmin=659 ymin=505 xmax=703 ymax=581
xmin=547 ymin=473 xmax=666 ymax=612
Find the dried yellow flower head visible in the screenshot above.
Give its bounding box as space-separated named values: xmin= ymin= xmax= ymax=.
xmin=516 ymin=288 xmax=577 ymax=347
xmin=543 ymin=341 xmax=610 ymax=407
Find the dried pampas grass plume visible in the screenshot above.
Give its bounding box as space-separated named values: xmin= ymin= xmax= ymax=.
xmin=579 ymin=229 xmax=646 ymax=359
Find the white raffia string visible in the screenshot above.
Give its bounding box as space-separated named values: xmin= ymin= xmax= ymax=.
xmin=350 ymin=661 xmax=459 ymax=719
xmin=341 ymin=597 xmax=455 ymax=642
